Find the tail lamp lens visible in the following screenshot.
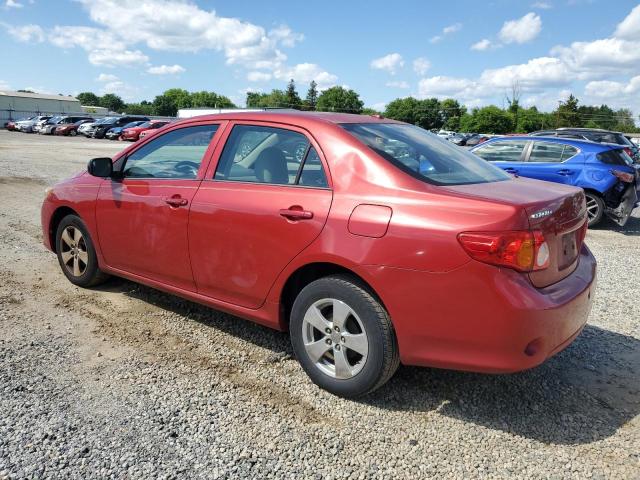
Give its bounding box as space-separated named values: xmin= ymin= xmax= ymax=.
xmin=611 ymin=169 xmax=635 ymax=183
xmin=458 ymin=230 xmax=549 ymax=272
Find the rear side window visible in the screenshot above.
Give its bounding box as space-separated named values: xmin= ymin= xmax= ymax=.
xmin=597 ymin=149 xmax=633 ymax=166
xmin=528 ymin=142 xmax=578 ymax=163
xmin=473 ymin=141 xmax=527 ymax=162
xmin=214 ymin=125 xmax=329 ymax=187
xmin=342 ymin=123 xmax=510 ymax=185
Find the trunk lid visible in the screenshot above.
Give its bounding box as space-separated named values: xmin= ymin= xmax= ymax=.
xmin=445 ymin=177 xmax=587 ymax=288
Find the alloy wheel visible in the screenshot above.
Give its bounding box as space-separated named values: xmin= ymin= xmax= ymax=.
xmin=585 ymin=194 xmax=600 ymax=223
xmin=59 ymin=226 xmax=88 ymax=277
xmin=301 ymin=298 xmax=369 ymax=379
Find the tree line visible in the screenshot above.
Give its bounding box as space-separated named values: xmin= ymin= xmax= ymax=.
xmin=76 ymin=81 xmax=639 ymax=133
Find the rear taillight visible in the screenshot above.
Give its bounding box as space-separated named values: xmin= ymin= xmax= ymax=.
xmin=577 ymin=219 xmax=588 ymax=247
xmin=611 ymin=169 xmax=635 ymax=183
xmin=457 ymin=230 xmax=549 ymax=272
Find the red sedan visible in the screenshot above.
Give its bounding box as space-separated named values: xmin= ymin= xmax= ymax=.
xmin=121 ymin=119 xmax=170 ymax=141
xmin=41 ymin=112 xmax=596 ymax=397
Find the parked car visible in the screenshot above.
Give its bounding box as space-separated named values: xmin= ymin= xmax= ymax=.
xmin=16 ymin=115 xmax=51 ymax=133
xmin=55 ymin=119 xmax=95 ymax=136
xmin=39 ymin=115 xmax=95 ymax=135
xmin=90 ymin=116 xmax=150 ymax=139
xmin=121 ymin=120 xmax=170 ymax=141
xmin=464 ymin=134 xmax=490 ymax=147
xmin=530 ymin=128 xmax=640 ymax=162
xmin=471 ymin=136 xmax=639 ymax=226
xmin=105 ymin=121 xmax=147 ymax=140
xmin=4 ymin=119 xmax=24 ymax=131
xmin=41 ymin=112 xmax=596 ymax=398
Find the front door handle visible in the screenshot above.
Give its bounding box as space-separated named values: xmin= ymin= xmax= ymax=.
xmin=279 ymin=206 xmax=313 ymax=220
xmin=504 ymin=167 xmax=518 ymax=174
xmin=163 ymin=195 xmax=189 ymax=207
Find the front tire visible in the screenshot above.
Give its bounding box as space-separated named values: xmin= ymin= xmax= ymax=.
xmin=585 ymin=192 xmax=604 ymax=227
xmin=290 ymin=275 xmax=399 ymax=398
xmin=55 ymin=215 xmax=109 ymax=287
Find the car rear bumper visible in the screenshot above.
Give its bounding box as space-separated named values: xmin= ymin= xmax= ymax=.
xmin=357 ymin=244 xmax=596 ymax=373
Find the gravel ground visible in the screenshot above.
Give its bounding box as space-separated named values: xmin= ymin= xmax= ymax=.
xmin=0 ymin=130 xmax=638 ymax=479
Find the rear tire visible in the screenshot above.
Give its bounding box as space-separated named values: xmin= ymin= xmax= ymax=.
xmin=55 ymin=215 xmax=109 ymax=287
xmin=69 ymin=130 xmax=77 ymax=136
xmin=585 ymin=192 xmax=604 ymax=227
xmin=290 ymin=275 xmax=399 ymax=398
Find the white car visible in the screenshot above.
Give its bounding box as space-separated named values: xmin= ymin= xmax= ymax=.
xmin=17 ymin=115 xmax=52 ymax=133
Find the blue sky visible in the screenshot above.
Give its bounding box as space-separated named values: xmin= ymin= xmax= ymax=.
xmin=1 ymin=0 xmax=640 ymax=115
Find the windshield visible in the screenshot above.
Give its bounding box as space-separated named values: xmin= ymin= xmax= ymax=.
xmin=341 ymin=123 xmax=511 ymax=186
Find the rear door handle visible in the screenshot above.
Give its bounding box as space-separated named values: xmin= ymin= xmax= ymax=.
xmin=279 ymin=206 xmax=313 ymax=220
xmin=163 ymin=195 xmax=189 ymax=207
xmin=557 ymin=169 xmax=573 ymax=176
xmin=504 ymin=167 xmax=518 ymax=174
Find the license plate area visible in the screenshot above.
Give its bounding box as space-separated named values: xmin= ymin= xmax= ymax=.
xmin=558 ymin=231 xmax=578 ymax=270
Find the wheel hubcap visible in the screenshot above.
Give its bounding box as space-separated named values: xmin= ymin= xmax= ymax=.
xmin=60 ymin=226 xmax=88 ymax=277
xmin=301 ymin=298 xmax=369 ymax=379
xmin=585 ymin=195 xmax=599 ymax=221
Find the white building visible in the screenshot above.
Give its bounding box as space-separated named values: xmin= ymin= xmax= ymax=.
xmin=1 ymin=90 xmax=82 ymax=125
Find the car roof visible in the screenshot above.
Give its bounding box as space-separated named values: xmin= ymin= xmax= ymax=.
xmin=478 ymin=135 xmax=625 ymax=152
xmin=556 ymin=127 xmax=622 ymax=134
xmin=175 ymin=110 xmax=402 ymax=127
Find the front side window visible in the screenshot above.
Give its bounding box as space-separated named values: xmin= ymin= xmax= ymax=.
xmin=214 ymin=125 xmax=328 ymax=187
xmin=473 ymin=141 xmax=528 ymax=163
xmin=123 ymin=124 xmax=219 ymax=179
xmin=528 ymin=142 xmax=577 ymax=163
xmin=342 ymin=123 xmax=510 ymax=185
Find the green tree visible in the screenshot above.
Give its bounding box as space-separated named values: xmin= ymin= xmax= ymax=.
xmin=464 ymin=106 xmax=513 ymax=134
xmin=316 ymin=86 xmax=364 ymax=113
xmin=285 ymin=79 xmax=302 ymax=109
xmin=555 ymin=94 xmax=580 ymax=127
xmin=415 ymin=98 xmax=443 ymax=130
xmin=76 ymin=92 xmax=101 ymax=106
xmin=152 ymin=94 xmax=177 ymax=116
xmin=384 ymin=97 xmax=422 ymax=124
xmin=99 ymin=93 xmax=125 ymax=112
xmin=440 ymin=99 xmax=466 ymax=131
xmin=246 ymin=89 xmax=288 ymax=108
xmin=304 ymin=80 xmax=318 ymax=110
xmin=124 ymin=103 xmax=155 ymax=115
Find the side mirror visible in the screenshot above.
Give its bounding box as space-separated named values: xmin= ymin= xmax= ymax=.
xmin=87 ymin=157 xmax=113 ymax=178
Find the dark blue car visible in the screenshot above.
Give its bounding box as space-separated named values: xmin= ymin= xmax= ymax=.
xmin=471 ymin=136 xmax=639 ymax=226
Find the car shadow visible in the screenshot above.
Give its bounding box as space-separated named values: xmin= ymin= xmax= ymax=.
xmin=95 ymin=279 xmax=639 ymax=446
xmin=592 ymin=209 xmax=640 ymax=236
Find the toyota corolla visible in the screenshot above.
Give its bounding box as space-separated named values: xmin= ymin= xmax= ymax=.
xmin=41 ymin=112 xmax=596 ymax=397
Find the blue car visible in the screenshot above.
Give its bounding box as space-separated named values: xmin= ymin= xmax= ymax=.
xmin=471 ymin=136 xmax=639 ymax=226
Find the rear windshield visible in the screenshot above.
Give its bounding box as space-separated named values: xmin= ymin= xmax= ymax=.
xmin=597 ymin=149 xmax=634 ymax=166
xmin=341 ymin=123 xmax=510 ymax=185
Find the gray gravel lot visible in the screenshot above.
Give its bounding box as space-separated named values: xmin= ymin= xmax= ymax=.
xmin=0 ymin=130 xmax=638 ymax=479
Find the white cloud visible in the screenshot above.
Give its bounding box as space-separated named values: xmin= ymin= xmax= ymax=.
xmin=551 ymin=38 xmax=640 ymax=77
xmin=531 ymin=1 xmax=552 ymax=9
xmin=96 ymin=73 xmax=118 ymax=82
xmin=386 ymin=80 xmax=410 ymax=89
xmin=269 ymin=25 xmax=304 ymax=48
xmin=479 ymin=57 xmax=570 ymax=89
xmin=147 ymin=64 xmax=185 ymax=74
xmin=5 ymin=24 xmax=44 ymax=42
xmin=88 ymin=49 xmax=149 ymax=67
xmin=443 ymin=23 xmax=462 ymax=35
xmin=471 ymin=39 xmax=492 ymax=51
xmin=499 ymin=12 xmax=542 ymax=44
xmin=430 ymin=22 xmax=462 ymax=43
xmin=584 ymin=75 xmax=640 ymax=98
xmin=273 ymin=63 xmax=338 ymax=89
xmin=247 ymin=71 xmax=272 ymax=82
xmin=48 ymin=26 xmax=125 ymax=50
xmin=370 ymin=53 xmax=404 ymax=75
xmin=418 ymin=76 xmax=479 ymax=99
xmin=413 ymin=57 xmax=431 ymax=76
xmin=5 ymin=0 xmax=23 ymax=8
xmin=615 ymin=4 xmax=640 ymax=40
